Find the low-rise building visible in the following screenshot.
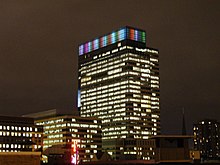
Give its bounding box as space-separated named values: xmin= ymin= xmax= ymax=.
xmin=0 ymin=115 xmax=43 ymax=152
xmin=24 ymin=109 xmax=102 ymax=164
xmin=151 ymin=135 xmax=192 ymax=163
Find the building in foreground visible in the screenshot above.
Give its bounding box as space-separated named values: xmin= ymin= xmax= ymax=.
xmin=83 ymin=135 xmax=193 ymax=165
xmin=78 ymin=26 xmax=160 ymax=160
xmin=193 ymin=119 xmax=220 ymax=161
xmin=0 ymin=152 xmax=41 ymax=165
xmin=151 ymin=135 xmax=192 ymax=163
xmin=0 ymin=115 xmax=43 ymax=152
xmin=24 ymin=109 xmax=102 ymax=164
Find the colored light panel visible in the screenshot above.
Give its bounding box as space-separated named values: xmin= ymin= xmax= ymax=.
xmin=111 ymin=32 xmax=116 ymax=44
xmin=142 ymin=32 xmax=146 ymax=43
xmin=103 ymin=36 xmax=107 ymax=47
xmin=88 ymin=42 xmax=92 ymax=52
xmin=79 ymin=45 xmax=84 ymax=55
xmin=134 ymin=30 xmax=138 ymax=41
xmin=94 ymin=39 xmax=99 ymax=50
xmin=79 ymin=27 xmax=146 ymax=55
xmin=118 ymin=28 xmax=126 ymax=41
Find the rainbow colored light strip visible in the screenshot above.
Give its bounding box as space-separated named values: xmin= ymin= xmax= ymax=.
xmin=79 ymin=27 xmax=146 ymax=55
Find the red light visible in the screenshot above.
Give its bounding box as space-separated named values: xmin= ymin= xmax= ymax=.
xmin=71 ymin=140 xmax=79 ymax=165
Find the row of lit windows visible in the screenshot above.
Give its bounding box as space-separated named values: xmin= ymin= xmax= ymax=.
xmin=82 ymin=81 xmax=154 ymax=98
xmin=102 ymin=134 xmax=153 ymax=140
xmin=47 ymin=134 xmax=63 ymax=139
xmin=103 ymin=126 xmax=126 ymax=132
xmin=81 ymin=52 xmax=152 ymax=78
xmin=82 ymin=87 xmax=128 ymax=100
xmin=83 ymin=66 xmax=152 ymax=85
xmin=135 ymin=47 xmax=158 ymax=55
xmin=81 ymin=106 xmax=156 ymax=118
xmin=81 ymin=54 xmax=125 ymax=75
xmin=150 ymin=58 xmax=159 ymax=63
xmin=45 ymin=129 xmax=62 ymax=134
xmin=103 ymin=115 xmax=158 ymax=124
xmin=0 ymin=131 xmax=41 ymax=137
xmin=82 ymin=98 xmax=128 ymax=107
xmin=151 ymin=76 xmax=159 ymax=80
xmin=151 ymin=80 xmax=159 ymax=84
xmin=0 ymin=144 xmax=28 ymax=149
xmin=151 ymin=106 xmax=160 ymax=109
xmin=81 ymin=105 xmax=123 ymax=114
xmin=43 ymin=124 xmax=99 ymax=132
xmin=44 ymin=123 xmax=66 ymax=130
xmin=81 ymin=70 xmax=152 ymax=87
xmin=81 ymin=80 xmax=128 ymax=95
xmin=38 ymin=118 xmax=97 ymax=126
xmin=82 ymin=92 xmax=128 ymax=102
xmin=151 ymin=97 xmax=159 ymax=101
xmin=44 ymin=139 xmax=63 ymax=144
xmin=151 ymin=84 xmax=159 ymax=88
xmin=0 ymin=125 xmax=36 ymax=132
xmin=38 ymin=119 xmax=64 ymax=126
xmin=82 ymin=91 xmax=153 ymax=104
xmin=82 ymin=91 xmax=126 ymax=102
xmin=83 ymin=100 xmax=152 ymax=110
xmin=102 ymin=126 xmax=157 ymax=134
xmin=82 ymin=52 xmax=127 ymax=69
xmin=0 ymin=150 xmax=19 ymax=152
xmin=81 ymin=72 xmax=128 ymax=87
xmin=84 ymin=61 xmax=125 ymax=77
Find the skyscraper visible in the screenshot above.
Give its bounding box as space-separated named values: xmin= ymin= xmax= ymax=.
xmin=78 ymin=26 xmax=160 ymax=160
xmin=193 ymin=119 xmax=220 ymax=161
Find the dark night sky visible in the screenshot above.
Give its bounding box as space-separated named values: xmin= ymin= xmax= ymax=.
xmin=0 ymin=0 xmax=220 ymax=134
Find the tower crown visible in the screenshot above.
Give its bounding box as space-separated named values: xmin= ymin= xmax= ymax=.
xmin=79 ymin=26 xmax=146 ymax=55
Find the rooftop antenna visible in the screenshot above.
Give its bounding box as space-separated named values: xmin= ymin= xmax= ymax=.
xmin=182 ymin=107 xmax=187 ymax=135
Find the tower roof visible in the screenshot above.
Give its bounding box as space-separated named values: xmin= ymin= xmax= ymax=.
xmin=79 ymin=26 xmax=146 ymax=55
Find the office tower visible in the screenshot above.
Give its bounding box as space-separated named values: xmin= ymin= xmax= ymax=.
xmin=0 ymin=115 xmax=43 ymax=152
xmin=193 ymin=119 xmax=220 ymax=160
xmin=24 ymin=109 xmax=102 ymax=163
xmin=78 ymin=26 xmax=160 ymax=160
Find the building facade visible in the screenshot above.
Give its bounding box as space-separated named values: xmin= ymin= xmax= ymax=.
xmin=193 ymin=119 xmax=220 ymax=160
xmin=78 ymin=26 xmax=160 ymax=160
xmin=152 ymin=135 xmax=192 ymax=163
xmin=25 ymin=110 xmax=102 ymax=163
xmin=0 ymin=116 xmax=43 ymax=152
